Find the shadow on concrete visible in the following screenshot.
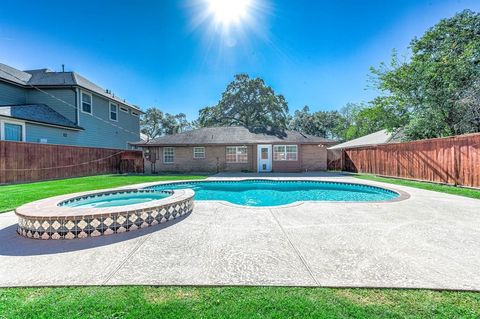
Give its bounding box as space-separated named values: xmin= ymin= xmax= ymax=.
xmin=0 ymin=213 xmax=190 ymax=257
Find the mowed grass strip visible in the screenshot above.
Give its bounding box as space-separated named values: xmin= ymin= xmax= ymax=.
xmin=0 ymin=174 xmax=207 ymax=213
xmin=354 ymin=174 xmax=480 ymax=200
xmin=0 ymin=286 xmax=479 ymax=319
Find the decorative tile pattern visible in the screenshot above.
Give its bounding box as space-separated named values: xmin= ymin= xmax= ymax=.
xmin=17 ymin=197 xmax=194 ymax=240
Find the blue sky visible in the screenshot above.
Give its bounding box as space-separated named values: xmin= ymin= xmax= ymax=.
xmin=1 ymin=0 xmax=479 ymax=120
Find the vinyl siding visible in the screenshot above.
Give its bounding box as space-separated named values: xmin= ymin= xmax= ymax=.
xmin=76 ymin=93 xmax=140 ymax=149
xmin=0 ymin=82 xmax=27 ymax=105
xmin=26 ymin=88 xmax=77 ymax=123
xmin=26 ymin=123 xmax=80 ymax=145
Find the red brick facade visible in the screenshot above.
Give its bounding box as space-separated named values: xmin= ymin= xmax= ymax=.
xmin=143 ymin=143 xmax=328 ymax=173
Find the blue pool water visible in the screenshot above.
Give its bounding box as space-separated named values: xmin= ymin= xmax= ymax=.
xmin=62 ymin=191 xmax=171 ymax=208
xmin=146 ymin=180 xmax=398 ymax=207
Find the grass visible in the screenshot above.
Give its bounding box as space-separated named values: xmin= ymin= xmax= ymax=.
xmin=355 ymin=174 xmax=480 ymax=200
xmin=0 ymin=286 xmax=479 ymax=318
xmin=0 ymin=174 xmax=207 ymax=213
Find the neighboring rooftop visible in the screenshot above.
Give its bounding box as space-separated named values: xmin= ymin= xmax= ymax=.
xmin=328 ymin=129 xmax=404 ymax=150
xmin=0 ymin=104 xmax=83 ymax=130
xmin=0 ymin=63 xmax=139 ymax=110
xmin=139 ymin=126 xmax=337 ymax=146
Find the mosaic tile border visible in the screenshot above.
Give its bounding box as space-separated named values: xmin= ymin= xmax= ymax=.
xmin=15 ymin=187 xmax=195 ymax=240
xmin=17 ymin=197 xmax=193 ymax=240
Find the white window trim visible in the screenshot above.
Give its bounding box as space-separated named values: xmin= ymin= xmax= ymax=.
xmin=193 ymin=147 xmax=205 ymax=159
xmin=163 ymin=147 xmax=175 ymax=164
xmin=120 ymin=106 xmax=129 ymax=113
xmin=80 ymin=90 xmax=93 ymax=115
xmin=273 ymin=145 xmax=298 ymax=161
xmin=226 ymin=146 xmax=248 ymax=163
xmin=109 ymin=102 xmax=118 ymax=122
xmin=0 ymin=118 xmax=26 ymax=142
xmin=131 ymin=110 xmax=140 ymax=117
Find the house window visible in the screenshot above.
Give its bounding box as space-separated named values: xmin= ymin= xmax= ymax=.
xmin=163 ymin=147 xmax=175 ymax=163
xmin=273 ymin=145 xmax=298 ymax=161
xmin=131 ymin=111 xmax=139 ymax=117
xmin=226 ymin=146 xmax=248 ymax=163
xmin=120 ymin=106 xmax=129 ymax=113
xmin=3 ymin=122 xmax=24 ymax=141
xmin=193 ymin=147 xmax=205 ymax=159
xmin=81 ymin=91 xmax=92 ymax=114
xmin=110 ymin=103 xmax=118 ymax=121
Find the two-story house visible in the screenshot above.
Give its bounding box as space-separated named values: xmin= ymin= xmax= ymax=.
xmin=0 ymin=63 xmax=142 ymax=149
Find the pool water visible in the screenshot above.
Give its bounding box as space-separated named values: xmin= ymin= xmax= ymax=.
xmin=146 ymin=180 xmax=399 ymax=207
xmin=62 ymin=191 xmax=171 ymax=208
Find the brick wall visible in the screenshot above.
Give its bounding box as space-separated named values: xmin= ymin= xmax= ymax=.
xmin=301 ymin=144 xmax=328 ymax=171
xmin=144 ymin=145 xmax=255 ymax=173
xmin=143 ymin=143 xmax=328 ymax=173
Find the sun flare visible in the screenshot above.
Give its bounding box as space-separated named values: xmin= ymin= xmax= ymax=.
xmin=206 ymin=0 xmax=253 ymax=27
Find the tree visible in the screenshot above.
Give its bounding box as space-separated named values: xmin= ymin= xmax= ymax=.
xmin=141 ymin=107 xmax=192 ymax=140
xmin=197 ymin=74 xmax=289 ymax=130
xmin=371 ymin=10 xmax=480 ymax=140
xmin=288 ymin=106 xmax=346 ymax=139
xmin=140 ymin=107 xmax=164 ymax=141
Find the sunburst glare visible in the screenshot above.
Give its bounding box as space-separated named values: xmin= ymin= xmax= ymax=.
xmin=188 ymin=0 xmax=269 ymax=44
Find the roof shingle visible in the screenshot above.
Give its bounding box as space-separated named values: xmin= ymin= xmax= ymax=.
xmin=0 ymin=104 xmax=83 ymax=130
xmin=0 ymin=63 xmax=140 ymax=111
xmin=140 ymin=126 xmax=336 ymax=146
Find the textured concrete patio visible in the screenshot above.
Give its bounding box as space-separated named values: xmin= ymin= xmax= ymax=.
xmin=1 ymin=174 xmax=479 ymax=290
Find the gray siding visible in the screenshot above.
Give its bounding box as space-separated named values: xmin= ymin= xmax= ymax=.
xmin=26 ymin=88 xmax=77 ymax=123
xmin=0 ymin=82 xmax=27 ymax=105
xmin=76 ymin=92 xmax=140 ymax=149
xmin=0 ymin=81 xmax=140 ymax=149
xmin=26 ymin=123 xmax=80 ymax=145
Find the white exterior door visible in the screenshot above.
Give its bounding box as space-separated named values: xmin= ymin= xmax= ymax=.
xmin=257 ymin=144 xmax=272 ymax=172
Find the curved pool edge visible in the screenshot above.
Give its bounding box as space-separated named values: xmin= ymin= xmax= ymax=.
xmin=138 ymin=178 xmax=411 ymax=208
xmin=15 ymin=188 xmax=195 ymax=240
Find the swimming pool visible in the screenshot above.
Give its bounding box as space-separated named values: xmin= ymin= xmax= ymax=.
xmin=145 ymin=180 xmax=399 ymax=207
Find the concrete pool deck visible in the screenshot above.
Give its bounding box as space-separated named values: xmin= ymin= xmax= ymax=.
xmin=0 ymin=173 xmax=479 ymax=290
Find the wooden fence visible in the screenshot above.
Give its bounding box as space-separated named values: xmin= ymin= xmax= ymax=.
xmin=0 ymin=141 xmax=144 ymax=184
xmin=328 ymin=133 xmax=480 ymax=188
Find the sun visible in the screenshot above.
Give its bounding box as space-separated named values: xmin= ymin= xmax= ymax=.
xmin=206 ymin=0 xmax=253 ymax=27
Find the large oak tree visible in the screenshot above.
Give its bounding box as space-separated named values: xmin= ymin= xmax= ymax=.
xmin=197 ymin=74 xmax=289 ymax=130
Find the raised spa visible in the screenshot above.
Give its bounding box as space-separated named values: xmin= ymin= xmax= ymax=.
xmin=145 ymin=180 xmax=399 ymax=206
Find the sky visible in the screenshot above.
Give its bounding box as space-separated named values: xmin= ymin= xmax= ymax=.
xmin=1 ymin=0 xmax=479 ymax=120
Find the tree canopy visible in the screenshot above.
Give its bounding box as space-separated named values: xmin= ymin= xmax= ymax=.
xmin=370 ymin=9 xmax=480 ymax=140
xmin=197 ymin=74 xmax=289 ymax=130
xmin=140 ymin=107 xmax=191 ymax=140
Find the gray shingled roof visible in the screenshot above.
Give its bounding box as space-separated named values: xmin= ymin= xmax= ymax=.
xmin=0 ymin=63 xmax=140 ymax=111
xmin=0 ymin=104 xmax=83 ymax=130
xmin=140 ymin=126 xmax=337 ymax=146
xmin=328 ymin=129 xmax=404 ymax=150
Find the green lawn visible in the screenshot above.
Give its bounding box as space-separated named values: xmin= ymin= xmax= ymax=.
xmin=0 ymin=174 xmax=207 ymax=213
xmin=355 ymin=174 xmax=480 ymax=200
xmin=0 ymin=286 xmax=479 ymax=319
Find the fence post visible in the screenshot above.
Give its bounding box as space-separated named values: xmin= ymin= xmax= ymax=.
xmin=453 ymin=138 xmax=460 ymax=186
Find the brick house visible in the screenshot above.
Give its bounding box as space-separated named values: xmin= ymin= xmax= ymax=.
xmin=139 ymin=126 xmax=336 ymax=173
